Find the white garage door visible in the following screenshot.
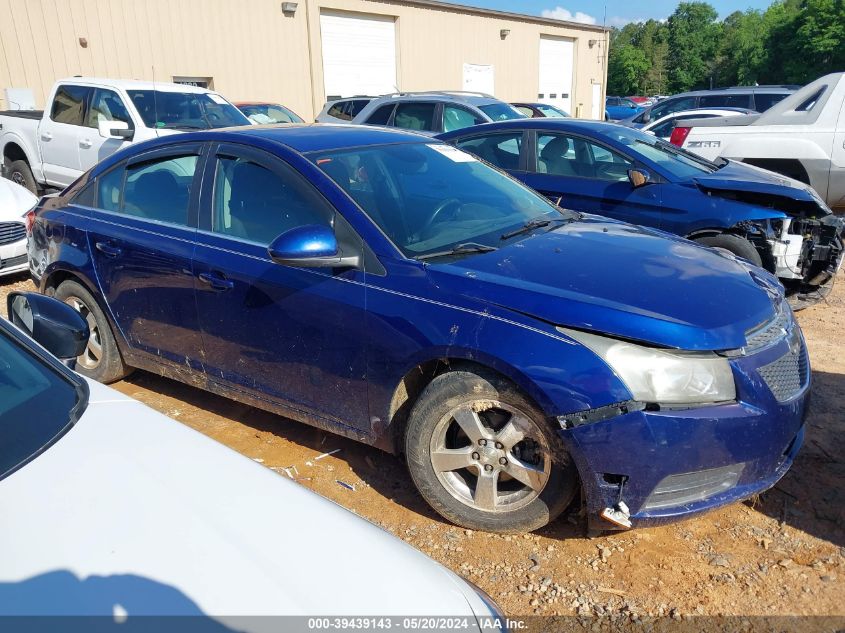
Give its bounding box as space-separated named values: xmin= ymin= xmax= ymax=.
xmin=538 ymin=36 xmax=574 ymax=115
xmin=320 ymin=11 xmax=397 ymax=100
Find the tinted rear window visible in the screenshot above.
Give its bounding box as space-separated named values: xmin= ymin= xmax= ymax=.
xmin=753 ymin=93 xmax=790 ymax=112
xmin=699 ymin=94 xmax=752 ymax=108
xmin=51 ymin=85 xmax=91 ymax=126
xmin=366 ymin=104 xmax=396 ymax=126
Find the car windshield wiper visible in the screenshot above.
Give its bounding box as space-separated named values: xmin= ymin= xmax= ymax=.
xmin=416 ymin=242 xmax=498 ymax=261
xmin=501 ymin=217 xmax=569 ymax=240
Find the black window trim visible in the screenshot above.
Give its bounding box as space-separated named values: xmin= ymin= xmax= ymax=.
xmin=0 ymin=319 xmax=90 ymax=484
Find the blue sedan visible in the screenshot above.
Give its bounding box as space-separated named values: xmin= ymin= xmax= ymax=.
xmin=28 ymin=125 xmax=807 ymax=533
xmin=438 ymin=119 xmax=844 ymax=300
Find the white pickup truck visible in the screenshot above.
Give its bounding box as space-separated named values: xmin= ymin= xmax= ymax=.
xmin=677 ymin=72 xmax=845 ymax=213
xmin=0 ymin=78 xmax=249 ymax=194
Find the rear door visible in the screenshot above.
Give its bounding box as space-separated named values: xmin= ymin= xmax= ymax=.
xmin=83 ymin=143 xmax=204 ymax=367
xmin=192 ymin=142 xmax=369 ymax=430
xmin=78 ymin=88 xmax=135 ymax=172
xmin=39 ymin=84 xmax=92 ymax=187
xmin=521 ymin=130 xmax=662 ymax=227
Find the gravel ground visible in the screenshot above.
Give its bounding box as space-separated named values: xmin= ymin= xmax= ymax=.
xmin=2 ymin=269 xmax=843 ymax=618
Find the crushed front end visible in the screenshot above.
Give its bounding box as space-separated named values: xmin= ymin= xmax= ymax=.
xmin=556 ymin=304 xmax=809 ymax=532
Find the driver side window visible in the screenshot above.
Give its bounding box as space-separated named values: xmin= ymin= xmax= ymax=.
xmin=212 ymin=155 xmax=333 ymax=245
xmin=536 ymin=134 xmax=632 ymax=181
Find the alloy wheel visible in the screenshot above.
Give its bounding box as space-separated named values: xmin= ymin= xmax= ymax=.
xmin=65 ymin=296 xmax=102 ymax=369
xmin=429 ymin=400 xmax=551 ymax=512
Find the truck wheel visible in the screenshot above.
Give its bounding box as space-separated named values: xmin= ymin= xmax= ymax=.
xmin=405 ymin=369 xmax=578 ymax=533
xmin=6 ymin=159 xmax=38 ymax=195
xmin=694 ymin=234 xmax=762 ymax=267
xmin=54 ymin=280 xmax=131 ymax=383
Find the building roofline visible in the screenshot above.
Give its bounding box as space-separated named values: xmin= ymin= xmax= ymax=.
xmin=379 ymin=0 xmax=610 ymax=33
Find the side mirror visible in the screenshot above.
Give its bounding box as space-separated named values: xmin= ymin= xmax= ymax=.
xmin=98 ymin=120 xmax=134 ymax=140
xmin=628 ymin=168 xmax=651 ymax=188
xmin=268 ymin=224 xmax=360 ymax=269
xmin=7 ymin=292 xmax=89 ymax=363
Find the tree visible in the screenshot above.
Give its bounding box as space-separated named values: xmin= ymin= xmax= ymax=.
xmin=608 ymin=44 xmax=650 ymax=95
xmin=667 ymin=2 xmax=723 ymax=92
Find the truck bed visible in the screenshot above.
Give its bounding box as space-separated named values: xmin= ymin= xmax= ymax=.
xmin=0 ymin=110 xmax=43 ymax=121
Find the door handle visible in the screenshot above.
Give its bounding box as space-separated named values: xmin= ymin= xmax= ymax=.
xmin=41 ymin=132 xmax=53 ymax=141
xmin=198 ymin=271 xmax=234 ymax=291
xmin=95 ymin=241 xmax=123 ymax=257
xmin=79 ymin=138 xmax=93 ymax=149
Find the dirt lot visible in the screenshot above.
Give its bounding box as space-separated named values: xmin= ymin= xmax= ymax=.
xmin=2 ymin=270 xmax=843 ymax=618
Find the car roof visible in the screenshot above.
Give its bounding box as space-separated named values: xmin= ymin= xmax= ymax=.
xmin=438 ymin=118 xmax=616 ymax=138
xmin=103 ymin=124 xmax=432 ymax=161
xmin=367 ymin=91 xmax=503 ymax=107
xmin=56 ymin=77 xmax=215 ymax=94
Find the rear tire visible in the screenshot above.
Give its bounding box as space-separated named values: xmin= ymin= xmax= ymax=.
xmin=6 ymin=159 xmax=38 ymax=195
xmin=694 ymin=233 xmax=762 ymax=267
xmin=53 ymin=280 xmax=130 ymax=383
xmin=404 ymin=369 xmax=578 ymax=533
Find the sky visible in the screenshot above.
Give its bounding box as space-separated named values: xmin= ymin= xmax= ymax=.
xmin=455 ymin=0 xmax=773 ymax=27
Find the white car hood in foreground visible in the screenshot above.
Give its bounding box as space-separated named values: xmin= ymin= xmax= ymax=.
xmin=0 ymin=380 xmax=490 ymax=625
xmin=0 ymin=179 xmax=38 ymax=221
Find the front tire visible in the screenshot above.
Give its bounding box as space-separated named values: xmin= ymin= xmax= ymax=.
xmin=54 ymin=280 xmax=130 ymax=383
xmin=694 ymin=233 xmax=762 ymax=267
xmin=405 ymin=369 xmax=577 ymax=533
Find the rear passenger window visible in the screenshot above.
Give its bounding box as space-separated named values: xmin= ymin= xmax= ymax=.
xmin=348 ymin=99 xmax=370 ymax=118
xmin=365 ymin=104 xmax=396 ymax=126
xmin=455 ymin=133 xmax=523 ymax=171
xmin=328 ymin=102 xmax=351 ymax=120
xmin=212 ymin=156 xmax=332 ymax=245
xmin=122 ymin=155 xmax=197 ymax=225
xmin=50 ymin=85 xmax=90 ymax=126
xmin=754 ymin=93 xmax=789 ymax=112
xmin=699 ymin=94 xmax=752 ymax=108
xmin=392 ymin=103 xmax=436 ymax=131
xmin=97 ymin=166 xmax=125 ymax=212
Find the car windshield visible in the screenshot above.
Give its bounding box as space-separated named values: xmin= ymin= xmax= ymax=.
xmin=601 ymin=125 xmax=720 ymax=178
xmin=312 ymin=142 xmax=573 ymax=258
xmin=0 ymin=324 xmax=84 ymax=481
xmin=128 ymin=90 xmax=250 ymax=129
xmin=478 ymin=103 xmax=526 ymax=121
xmin=240 ymin=104 xmax=304 ymax=124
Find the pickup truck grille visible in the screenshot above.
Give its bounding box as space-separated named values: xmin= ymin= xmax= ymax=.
xmin=0 ymin=221 xmax=25 ymax=246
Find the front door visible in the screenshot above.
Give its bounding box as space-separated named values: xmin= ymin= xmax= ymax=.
xmin=521 ymin=131 xmax=663 ymax=228
xmin=192 ymin=143 xmax=369 ymax=431
xmin=84 ymin=143 xmax=204 ymax=368
xmin=78 ymin=88 xmax=135 ymax=172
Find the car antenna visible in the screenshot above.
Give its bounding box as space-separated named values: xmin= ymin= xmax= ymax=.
xmin=152 ymin=65 xmax=160 ymax=135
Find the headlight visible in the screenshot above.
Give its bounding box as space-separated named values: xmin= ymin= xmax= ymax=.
xmin=560 ymin=328 xmax=736 ymax=405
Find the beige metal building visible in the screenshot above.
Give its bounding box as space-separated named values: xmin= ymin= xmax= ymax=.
xmin=0 ymin=0 xmax=609 ymax=121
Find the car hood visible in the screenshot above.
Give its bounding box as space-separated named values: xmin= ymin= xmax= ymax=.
xmin=0 ymin=380 xmax=486 ymax=624
xmin=427 ymin=216 xmax=782 ymax=351
xmin=691 ymin=161 xmax=829 ymax=214
xmin=0 ymin=179 xmax=38 ymax=222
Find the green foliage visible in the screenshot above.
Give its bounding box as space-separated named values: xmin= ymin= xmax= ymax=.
xmin=606 ymin=0 xmax=844 ymax=96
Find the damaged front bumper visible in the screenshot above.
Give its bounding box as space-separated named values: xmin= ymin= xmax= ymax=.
xmin=557 ymin=326 xmax=810 ymax=531
xmin=766 ymin=215 xmax=845 ymax=300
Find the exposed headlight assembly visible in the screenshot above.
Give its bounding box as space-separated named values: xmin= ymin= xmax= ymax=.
xmin=560 ymin=328 xmax=736 ymax=405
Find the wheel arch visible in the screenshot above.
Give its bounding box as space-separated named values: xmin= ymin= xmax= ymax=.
xmin=2 ymin=140 xmax=29 ymax=166
xmin=381 ymin=354 xmax=557 ymax=455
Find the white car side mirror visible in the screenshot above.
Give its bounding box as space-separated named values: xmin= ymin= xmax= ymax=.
xmin=98 ymin=120 xmax=133 ymax=140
